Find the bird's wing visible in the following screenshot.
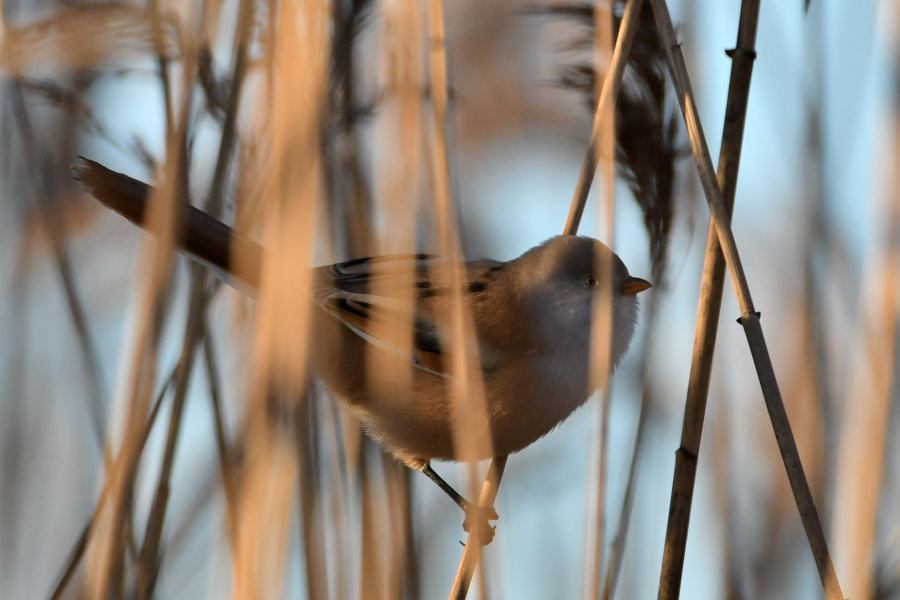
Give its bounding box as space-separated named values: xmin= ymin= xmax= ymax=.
xmin=315 ymin=255 xmax=504 ymax=377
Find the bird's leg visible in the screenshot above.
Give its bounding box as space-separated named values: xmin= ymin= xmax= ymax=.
xmin=420 ymin=462 xmax=498 ymax=544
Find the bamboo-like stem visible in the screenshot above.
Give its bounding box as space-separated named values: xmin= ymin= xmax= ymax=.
xmin=647 ymin=1 xmax=844 ymax=598
xmin=448 ymin=457 xmax=507 ymax=600
xmin=563 ymin=0 xmax=644 ymax=236
xmin=655 ymin=1 xmax=759 ymax=595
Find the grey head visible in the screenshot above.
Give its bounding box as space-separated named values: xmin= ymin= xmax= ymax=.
xmin=509 ymin=235 xmax=651 ymax=365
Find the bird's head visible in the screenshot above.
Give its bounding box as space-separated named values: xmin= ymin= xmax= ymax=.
xmin=513 ymin=235 xmax=651 ymax=366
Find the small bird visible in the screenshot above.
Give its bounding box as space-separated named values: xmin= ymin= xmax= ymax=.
xmin=74 ymin=158 xmax=652 ymax=538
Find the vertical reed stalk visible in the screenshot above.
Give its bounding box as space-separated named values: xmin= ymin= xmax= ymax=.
xmin=585 ymin=2 xmax=616 ymax=599
xmin=231 ymin=0 xmax=327 ymax=596
xmin=136 ymin=0 xmax=253 ymax=594
xmin=373 ymin=1 xmax=425 ymax=594
xmin=85 ymin=91 xmax=190 ymax=600
xmin=831 ymin=65 xmax=900 ymax=599
xmin=602 ymin=294 xmax=661 ymax=600
xmin=426 ymin=2 xmax=498 ymax=595
xmin=648 ymin=1 xmax=843 ymax=597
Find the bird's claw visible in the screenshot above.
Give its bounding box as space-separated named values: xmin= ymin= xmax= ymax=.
xmin=462 ymin=505 xmax=499 ymax=545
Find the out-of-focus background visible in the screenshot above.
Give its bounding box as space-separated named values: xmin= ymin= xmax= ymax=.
xmin=0 ymin=0 xmax=897 ymax=598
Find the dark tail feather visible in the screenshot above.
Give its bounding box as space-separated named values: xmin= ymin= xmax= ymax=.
xmin=72 ymin=157 xmax=262 ymax=291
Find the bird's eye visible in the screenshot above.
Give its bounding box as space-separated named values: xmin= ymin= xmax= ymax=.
xmin=582 ymin=275 xmax=599 ymax=288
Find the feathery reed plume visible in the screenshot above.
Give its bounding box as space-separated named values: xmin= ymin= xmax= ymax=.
xmin=542 ymin=0 xmax=680 ymax=281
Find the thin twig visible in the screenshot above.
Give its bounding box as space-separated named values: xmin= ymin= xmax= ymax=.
xmin=47 ymin=371 xmax=175 ymax=600
xmin=201 ymin=317 xmax=239 ymax=545
xmin=602 ymin=294 xmax=660 ymax=599
xmin=647 ymin=1 xmax=844 ymax=598
xmin=135 ymin=268 xmax=210 ymax=599
xmin=586 ymin=2 xmax=616 ymax=596
xmin=135 ymin=1 xmax=253 ymax=594
xmin=446 ymin=2 xmax=649 ymax=594
xmin=6 ymin=81 xmax=110 ymax=460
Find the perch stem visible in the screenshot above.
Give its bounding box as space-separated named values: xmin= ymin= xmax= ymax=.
xmin=448 ymin=456 xmax=507 ymax=600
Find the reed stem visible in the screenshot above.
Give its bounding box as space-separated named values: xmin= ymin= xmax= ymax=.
xmin=648 ymin=1 xmax=843 ymax=597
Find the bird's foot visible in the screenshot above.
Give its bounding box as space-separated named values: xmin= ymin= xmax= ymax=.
xmin=462 ymin=505 xmax=499 ymax=545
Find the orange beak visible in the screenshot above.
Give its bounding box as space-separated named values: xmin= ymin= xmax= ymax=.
xmin=621 ymin=276 xmax=653 ymax=296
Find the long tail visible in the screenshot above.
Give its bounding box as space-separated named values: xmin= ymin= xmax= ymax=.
xmin=72 ymin=157 xmax=261 ymax=290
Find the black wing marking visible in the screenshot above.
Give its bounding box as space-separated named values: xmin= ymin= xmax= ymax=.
xmin=315 ymin=255 xmax=507 ymax=377
xmin=315 ymin=254 xmax=448 ymax=376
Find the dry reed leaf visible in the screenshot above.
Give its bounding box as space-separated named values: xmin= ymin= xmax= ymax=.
xmin=544 ymin=1 xmax=680 ymax=283
xmin=1 ymin=4 xmax=178 ymax=75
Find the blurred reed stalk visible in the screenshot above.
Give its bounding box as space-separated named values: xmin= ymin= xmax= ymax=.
xmin=360 ymin=0 xmax=424 ymax=594
xmin=231 ymin=0 xmax=329 ymax=595
xmin=423 ymin=0 xmax=499 ymax=596
xmin=584 ymin=2 xmax=615 ymax=599
xmin=5 ymin=80 xmax=110 ymax=462
xmin=831 ymin=31 xmax=900 ymax=596
xmin=133 ymin=0 xmax=253 ymax=589
xmin=50 ymin=370 xmax=175 ymax=600
xmin=602 ymin=292 xmax=661 ymax=600
xmin=647 ymin=0 xmax=844 ymax=598
xmin=85 ymin=50 xmax=197 ymax=600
